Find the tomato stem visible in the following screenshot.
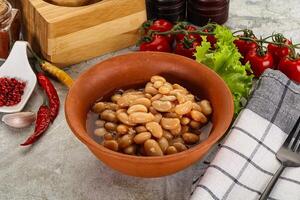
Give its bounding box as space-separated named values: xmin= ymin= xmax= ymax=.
xmin=140 ymin=21 xmax=299 ymax=58
xmin=152 ymin=23 xmax=216 ymax=37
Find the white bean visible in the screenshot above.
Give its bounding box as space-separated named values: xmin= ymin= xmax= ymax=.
xmin=144 ymin=139 xmax=163 ymax=156
xmin=180 ymin=117 xmax=190 ymax=125
xmin=104 ymin=122 xmax=117 ymax=131
xmin=158 ymin=85 xmax=172 ymax=95
xmin=160 ymin=117 xmax=181 ymax=130
xmin=111 ymin=94 xmax=122 ymax=103
xmin=116 ymin=124 xmax=129 ymax=135
xmin=151 ymin=75 xmax=166 ymax=83
xmin=199 ymin=100 xmax=212 ymax=116
xmin=154 ymin=113 xmax=163 ymax=123
xmin=95 ymin=120 xmax=105 ymax=127
xmin=127 ymin=104 xmax=148 ymax=114
xmin=129 ymin=112 xmax=155 ymax=124
xmin=101 ymin=110 xmax=117 ymax=122
xmin=174 ymin=101 xmax=193 ymax=115
xmin=151 ymin=94 xmax=163 ymax=101
xmin=118 ymin=134 xmax=134 ymax=149
xmin=166 ymin=146 xmax=178 ymax=155
xmin=135 ymin=125 xmax=147 ymax=133
xmin=158 ymin=137 xmax=169 ymax=153
xmin=134 ymin=132 xmax=152 ymax=144
xmin=173 ymin=142 xmax=187 ymax=152
xmin=149 ymin=106 xmax=158 ymax=114
xmin=160 ymin=95 xmax=177 ymax=101
xmin=130 ymin=98 xmax=152 ymax=108
xmin=145 ymin=83 xmax=158 ymax=95
xmin=189 ymin=120 xmax=201 ymax=129
xmin=117 ymin=94 xmax=144 ymax=108
xmin=163 ymin=130 xmax=174 ymax=141
xmin=103 ymin=140 xmax=118 ymax=151
xmin=172 ymin=84 xmax=187 ymax=91
xmin=123 ymin=145 xmax=137 ymax=155
xmin=170 ymin=89 xmax=188 ymax=95
xmin=117 ymin=112 xmax=136 ymax=126
xmin=92 ymin=102 xmax=106 ymax=113
xmin=186 ymin=94 xmax=195 ymax=102
xmin=94 ymin=128 xmax=107 ymax=137
xmin=146 ymin=122 xmax=163 ymax=138
xmin=192 ymin=103 xmax=202 ymax=111
xmin=170 ymin=124 xmax=182 ymax=136
xmin=153 ymin=80 xmax=164 ymax=88
xmin=191 ymin=110 xmax=207 ymax=123
xmin=152 ymin=100 xmax=172 ymax=112
xmin=182 ymin=132 xmax=199 ymax=144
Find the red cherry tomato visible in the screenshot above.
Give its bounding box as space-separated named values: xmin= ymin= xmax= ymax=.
xmin=148 ymin=19 xmax=174 ymax=44
xmin=203 ymin=29 xmax=217 ymax=48
xmin=267 ymin=39 xmax=292 ymax=66
xmin=278 ymin=57 xmax=300 ymax=83
xmin=174 ymin=38 xmax=201 ymax=59
xmin=234 ymin=37 xmax=258 ymax=58
xmin=149 ymin=19 xmax=173 ymax=32
xmin=176 ymin=25 xmax=202 ymax=43
xmin=139 ymin=35 xmax=171 ymax=52
xmin=245 ymin=51 xmax=274 ymax=77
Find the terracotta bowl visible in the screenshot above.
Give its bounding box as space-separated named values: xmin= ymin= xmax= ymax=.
xmin=65 ymin=52 xmax=234 ymax=178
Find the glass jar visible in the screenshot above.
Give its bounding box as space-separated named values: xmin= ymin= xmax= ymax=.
xmin=146 ymin=0 xmax=186 ymax=22
xmin=0 ymin=0 xmax=20 ymax=59
xmin=187 ymin=0 xmax=229 ymax=26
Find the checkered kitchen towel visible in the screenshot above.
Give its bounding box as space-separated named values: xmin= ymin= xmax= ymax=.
xmin=190 ymin=69 xmax=300 ymax=200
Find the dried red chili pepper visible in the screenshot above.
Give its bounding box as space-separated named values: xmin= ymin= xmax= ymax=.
xmin=37 ymin=72 xmax=60 ymax=122
xmin=20 ymin=105 xmax=51 ymax=146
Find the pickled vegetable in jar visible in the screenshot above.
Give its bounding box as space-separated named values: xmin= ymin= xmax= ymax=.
xmin=0 ymin=0 xmax=20 ymax=59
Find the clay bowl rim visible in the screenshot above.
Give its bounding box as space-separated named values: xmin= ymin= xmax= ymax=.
xmin=65 ymin=51 xmax=234 ymax=163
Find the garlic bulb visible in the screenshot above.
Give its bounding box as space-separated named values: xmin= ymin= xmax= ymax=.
xmin=2 ymin=112 xmax=36 ymax=128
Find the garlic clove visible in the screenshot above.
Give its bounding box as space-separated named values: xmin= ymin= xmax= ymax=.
xmin=2 ymin=112 xmax=36 ymax=128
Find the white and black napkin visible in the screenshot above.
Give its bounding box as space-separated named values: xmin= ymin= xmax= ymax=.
xmin=191 ymin=69 xmax=300 ymax=200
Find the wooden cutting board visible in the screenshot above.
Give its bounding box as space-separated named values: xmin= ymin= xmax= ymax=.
xmin=21 ymin=0 xmax=146 ymax=66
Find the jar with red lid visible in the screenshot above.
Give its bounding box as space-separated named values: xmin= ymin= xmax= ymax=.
xmin=187 ymin=0 xmax=229 ymax=26
xmin=0 ymin=0 xmax=20 ymax=60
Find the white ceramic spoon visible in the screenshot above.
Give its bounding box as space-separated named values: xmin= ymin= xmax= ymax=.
xmin=0 ymin=41 xmax=37 ymax=113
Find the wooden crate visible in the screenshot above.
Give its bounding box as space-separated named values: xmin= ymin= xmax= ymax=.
xmin=21 ymin=0 xmax=146 ymax=66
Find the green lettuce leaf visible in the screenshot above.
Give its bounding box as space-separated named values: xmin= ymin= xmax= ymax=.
xmin=195 ymin=25 xmax=253 ymax=115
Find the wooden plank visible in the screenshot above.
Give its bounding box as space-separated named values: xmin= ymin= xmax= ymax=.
xmin=31 ymin=0 xmax=145 ymax=37
xmin=21 ymin=0 xmax=146 ymax=66
xmin=47 ymin=11 xmax=146 ymax=55
xmin=43 ymin=30 xmax=139 ymax=66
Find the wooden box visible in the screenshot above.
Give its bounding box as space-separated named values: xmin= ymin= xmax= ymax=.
xmin=21 ymin=0 xmax=146 ymax=66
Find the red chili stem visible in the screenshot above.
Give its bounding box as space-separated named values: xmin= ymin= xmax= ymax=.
xmin=20 ymin=105 xmax=51 ymax=146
